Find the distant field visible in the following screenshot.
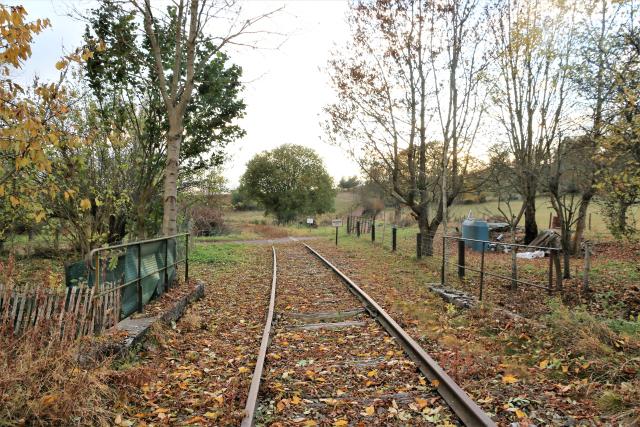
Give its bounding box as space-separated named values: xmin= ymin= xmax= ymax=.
xmin=222 ymin=191 xmax=639 ymax=241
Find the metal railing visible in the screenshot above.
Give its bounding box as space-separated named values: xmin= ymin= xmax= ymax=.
xmin=88 ymin=233 xmax=190 ymax=317
xmin=441 ymin=235 xmax=562 ymax=300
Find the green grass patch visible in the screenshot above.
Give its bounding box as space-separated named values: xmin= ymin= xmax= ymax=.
xmin=190 ymin=243 xmax=247 ymax=267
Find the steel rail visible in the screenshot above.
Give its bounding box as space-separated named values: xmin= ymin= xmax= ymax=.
xmin=304 ymin=243 xmax=496 ymax=427
xmin=241 ymin=246 xmax=277 ymax=427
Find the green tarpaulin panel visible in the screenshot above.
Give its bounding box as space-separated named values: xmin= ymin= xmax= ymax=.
xmin=64 ymin=237 xmax=180 ymax=320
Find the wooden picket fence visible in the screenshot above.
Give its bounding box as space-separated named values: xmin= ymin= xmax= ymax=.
xmin=0 ymin=282 xmax=121 ymax=341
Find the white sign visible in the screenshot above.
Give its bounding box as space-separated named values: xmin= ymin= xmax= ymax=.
xmin=306 ymin=217 xmax=314 ymax=224
xmin=332 ymin=219 xmax=343 ymax=227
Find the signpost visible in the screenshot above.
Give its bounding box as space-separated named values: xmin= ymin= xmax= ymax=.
xmin=332 ymin=219 xmax=343 ymax=245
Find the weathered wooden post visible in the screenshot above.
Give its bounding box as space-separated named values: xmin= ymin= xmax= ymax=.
xmin=416 ymin=233 xmax=422 ymax=259
xmin=554 ymin=249 xmax=562 ymax=292
xmin=356 ymin=220 xmax=361 ymax=238
xmin=371 ymin=222 xmax=376 ymax=242
xmin=583 ymin=243 xmax=591 ymax=291
xmin=548 ymin=251 xmax=554 ymax=294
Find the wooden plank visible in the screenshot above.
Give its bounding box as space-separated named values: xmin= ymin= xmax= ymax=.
xmin=14 ymin=285 xmax=28 ymax=334
xmin=290 ymin=320 xmax=367 ymax=330
xmin=78 ymin=286 xmax=94 ymax=337
xmin=57 ymin=288 xmax=69 ymax=340
xmin=288 ymin=308 xmax=365 ymax=322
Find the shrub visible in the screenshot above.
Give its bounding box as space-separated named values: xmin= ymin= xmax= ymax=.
xmin=190 ymin=206 xmax=226 ymax=236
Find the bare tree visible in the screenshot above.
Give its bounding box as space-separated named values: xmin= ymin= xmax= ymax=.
xmin=547 ymin=137 xmax=593 ymax=278
xmin=132 ymin=0 xmax=278 ymax=235
xmin=325 ymin=0 xmax=486 ymax=256
xmin=570 ymin=0 xmax=630 ymax=251
xmin=487 ymin=0 xmax=576 ymax=244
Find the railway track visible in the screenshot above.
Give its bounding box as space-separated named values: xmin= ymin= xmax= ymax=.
xmin=242 ymin=243 xmax=494 ymax=426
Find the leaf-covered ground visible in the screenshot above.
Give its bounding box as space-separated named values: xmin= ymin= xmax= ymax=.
xmin=309 ymin=237 xmax=640 ymax=426
xmin=255 ymin=244 xmax=455 ymax=426
xmin=105 ymin=232 xmax=639 ymax=426
xmin=111 ymin=243 xmax=273 ymax=425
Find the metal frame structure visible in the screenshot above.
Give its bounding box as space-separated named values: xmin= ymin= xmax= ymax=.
xmin=441 ymin=235 xmax=562 ymax=299
xmin=88 ymin=233 xmax=190 ymax=314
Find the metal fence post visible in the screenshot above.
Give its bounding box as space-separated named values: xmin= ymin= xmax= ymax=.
xmin=416 ymin=233 xmax=422 ymax=259
xmin=392 ymin=227 xmax=397 ymax=252
xmin=371 ymin=222 xmax=376 ymax=242
xmin=137 ymin=243 xmax=143 ymax=313
xmin=441 ymin=235 xmax=446 ymax=285
xmin=185 ymin=234 xmax=189 ymax=284
xmin=457 ymin=239 xmax=465 ymax=278
xmin=479 ymin=242 xmax=485 ymax=301
xmin=164 ymin=238 xmax=169 ymax=291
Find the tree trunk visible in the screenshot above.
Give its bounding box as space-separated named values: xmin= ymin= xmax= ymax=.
xmin=162 ymin=127 xmax=182 ymax=236
xmin=417 ymin=211 xmax=434 ymax=257
xmin=394 ymin=203 xmax=402 ymax=225
xmin=571 ymin=191 xmax=593 ymax=254
xmin=617 ymin=201 xmax=629 ymax=234
xmin=523 ymin=193 xmax=538 ymax=244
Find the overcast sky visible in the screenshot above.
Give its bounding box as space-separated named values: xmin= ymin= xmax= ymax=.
xmin=12 ymin=0 xmax=360 ymax=189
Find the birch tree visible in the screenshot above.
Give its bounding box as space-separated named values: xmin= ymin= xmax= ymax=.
xmin=132 ymin=0 xmax=276 ymax=235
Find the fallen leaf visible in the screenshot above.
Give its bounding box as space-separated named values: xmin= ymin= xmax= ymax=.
xmin=291 ymin=395 xmax=302 ymax=405
xmin=539 ymin=359 xmax=549 ymax=369
xmin=333 ymin=420 xmax=348 ymax=427
xmin=364 ymin=405 xmax=375 ymax=416
xmin=415 ymin=398 xmax=429 ymax=409
xmin=502 ymin=374 xmax=518 ymax=384
xmin=515 ymin=409 xmax=526 ymax=418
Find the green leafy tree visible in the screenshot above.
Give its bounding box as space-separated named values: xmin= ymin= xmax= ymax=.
xmin=0 ymin=5 xmax=95 ymax=245
xmin=81 ymin=0 xmax=246 ymax=238
xmin=597 ymin=5 xmax=640 ymax=238
xmin=338 ymin=176 xmax=359 ymax=190
xmin=240 ymin=145 xmax=335 ymax=223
